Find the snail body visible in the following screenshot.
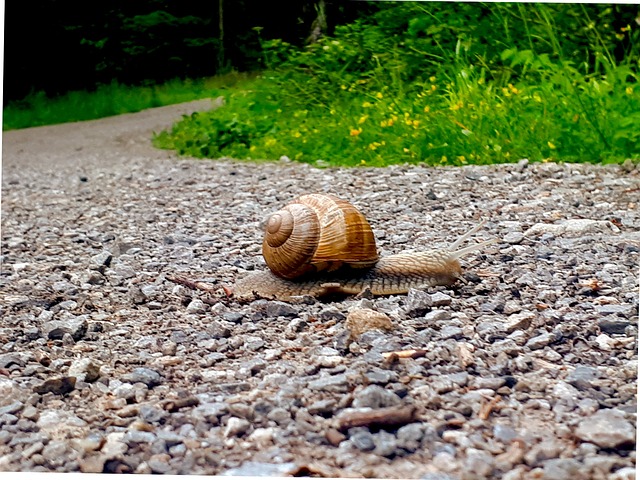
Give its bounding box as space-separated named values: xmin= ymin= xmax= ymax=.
xmin=234 ymin=194 xmax=496 ymax=301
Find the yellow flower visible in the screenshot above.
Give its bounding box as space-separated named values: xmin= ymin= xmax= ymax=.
xmin=292 ymin=131 xmax=302 ymax=138
xmin=626 ymin=87 xmax=633 ymax=95
xmin=429 ymin=76 xmax=436 ymax=82
xmin=457 ymin=156 xmax=467 ymax=163
xmin=350 ymin=128 xmax=362 ymax=136
xmin=362 ymin=101 xmax=373 ymax=108
xmin=441 ymin=155 xmax=448 ymax=162
xmin=532 ymin=93 xmax=542 ymax=103
xmin=548 ymin=141 xmax=556 ymax=149
xmin=265 ymin=138 xmax=276 ymax=147
xmin=376 ymin=92 xmax=383 ymax=99
xmin=358 ymin=115 xmax=369 ymax=125
xmin=360 ymin=159 xmax=367 ymax=165
xmin=424 ymin=106 xmax=430 ymax=113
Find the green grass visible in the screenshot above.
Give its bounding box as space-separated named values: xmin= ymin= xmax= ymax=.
xmin=2 ymin=72 xmax=257 ymax=131
xmin=154 ymin=3 xmax=640 ymax=166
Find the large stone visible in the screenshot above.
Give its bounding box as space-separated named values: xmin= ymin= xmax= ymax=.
xmin=575 ymin=409 xmax=635 ymax=448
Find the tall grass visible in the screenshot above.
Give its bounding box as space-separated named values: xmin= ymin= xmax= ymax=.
xmin=155 ymin=3 xmax=639 ymax=166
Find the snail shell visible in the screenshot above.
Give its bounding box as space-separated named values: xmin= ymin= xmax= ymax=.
xmin=262 ymin=194 xmax=379 ymax=279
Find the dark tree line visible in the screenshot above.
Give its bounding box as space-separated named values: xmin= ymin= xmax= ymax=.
xmin=3 ymin=0 xmax=370 ymax=104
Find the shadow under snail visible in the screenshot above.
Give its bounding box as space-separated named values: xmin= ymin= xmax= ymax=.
xmin=233 ymin=193 xmax=497 ymax=301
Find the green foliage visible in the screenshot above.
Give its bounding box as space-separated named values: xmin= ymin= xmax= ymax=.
xmin=157 ymin=3 xmax=639 ymax=165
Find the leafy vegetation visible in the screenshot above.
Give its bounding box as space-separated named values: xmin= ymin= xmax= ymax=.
xmin=155 ymin=3 xmax=639 ymax=166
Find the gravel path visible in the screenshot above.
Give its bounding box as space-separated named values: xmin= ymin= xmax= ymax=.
xmin=1 ymin=101 xmax=638 ymax=478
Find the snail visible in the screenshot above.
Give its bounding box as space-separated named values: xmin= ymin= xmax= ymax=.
xmin=233 ymin=194 xmax=497 ymax=301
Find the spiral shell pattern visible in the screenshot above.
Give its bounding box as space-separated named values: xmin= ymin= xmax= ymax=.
xmin=262 ymin=194 xmax=379 ymax=279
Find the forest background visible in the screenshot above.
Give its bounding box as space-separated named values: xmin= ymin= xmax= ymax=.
xmin=3 ymin=1 xmax=639 ymax=166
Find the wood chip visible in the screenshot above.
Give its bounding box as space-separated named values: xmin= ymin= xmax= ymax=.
xmin=382 ymin=349 xmax=427 ymax=361
xmin=337 ymin=405 xmax=418 ymax=431
xmin=478 ymin=395 xmax=502 ymax=420
xmin=163 ymin=396 xmax=200 ymax=412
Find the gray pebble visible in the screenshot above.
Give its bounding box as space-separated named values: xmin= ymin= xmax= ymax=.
xmin=397 ymin=423 xmax=425 ymax=452
xmin=121 ymin=368 xmax=162 ymax=388
xmin=264 ymin=301 xmax=298 ymax=318
xmin=308 ymin=373 xmax=350 ymax=393
xmin=90 ymin=251 xmax=113 ymax=267
xmin=43 ymin=316 xmax=88 ymax=341
xmin=352 ymin=385 xmax=401 ymax=408
xmin=575 ymin=409 xmax=635 ymax=448
xmin=430 ymin=292 xmax=452 ymax=307
xmin=598 ymin=318 xmax=631 ymax=335
xmin=542 ymin=458 xmax=583 ymax=480
xmin=68 ymin=358 xmax=101 ymax=382
xmin=503 ymin=232 xmax=524 ymax=244
xmin=595 ymin=304 xmax=635 ymax=317
xmin=567 ymin=365 xmax=599 ymax=390
xmin=404 ymin=289 xmax=433 ymax=317
xmin=224 ymin=417 xmax=251 ymax=437
xmin=350 ymin=429 xmax=376 ymax=451
xmin=373 ymin=430 xmax=398 ymax=457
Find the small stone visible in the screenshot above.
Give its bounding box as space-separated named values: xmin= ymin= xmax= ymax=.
xmin=122 ymin=368 xmax=162 ymax=388
xmin=542 ymin=458 xmax=582 ymax=480
xmin=373 ymin=430 xmax=398 ymax=457
xmin=68 ymin=358 xmax=101 ymax=382
xmin=350 ymin=429 xmax=376 ymax=451
xmin=440 ymin=325 xmax=463 ymax=340
xmin=148 ymin=453 xmax=172 ymax=474
xmin=364 ymin=368 xmax=398 ymax=385
xmin=345 ymin=308 xmax=393 ymax=339
xmin=91 ymin=251 xmax=113 ymax=267
xmin=266 ymin=407 xmax=291 ymax=425
xmin=264 ymin=301 xmax=298 ymax=318
xmin=503 ymin=232 xmax=524 ymax=244
xmin=595 ymin=304 xmax=635 ymax=317
xmin=0 ymin=401 xmax=23 ymax=415
xmin=567 ymin=365 xmax=599 ymax=390
xmin=423 ymin=309 xmax=452 ymax=324
xmin=594 ymin=333 xmax=617 ymax=351
xmin=597 ymin=318 xmax=631 ymax=335
xmin=404 ymin=289 xmax=433 ymax=317
xmin=397 ymin=423 xmax=425 ymax=452
xmin=525 ymin=332 xmax=554 ymax=350
xmin=609 ymin=467 xmax=637 ymax=480
xmin=307 ymin=399 xmax=337 ymax=415
xmin=352 ymin=385 xmax=401 ymax=409
xmin=575 ymin=409 xmax=635 ymax=448
xmin=430 ymin=292 xmax=452 ymax=307
xmin=464 ymin=448 xmax=494 ymax=477
xmin=318 ymin=307 xmax=346 ymax=322
xmin=493 ymin=424 xmax=517 ymax=443
xmin=308 ymin=373 xmax=350 ymax=393
xmin=186 ymin=299 xmax=206 ymax=314
xmin=224 ymin=416 xmax=251 ymax=437
xmin=505 ymin=311 xmax=535 ymax=333
xmin=33 ymin=376 xmax=76 ymax=395
xmin=43 ymin=316 xmax=88 ymax=341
